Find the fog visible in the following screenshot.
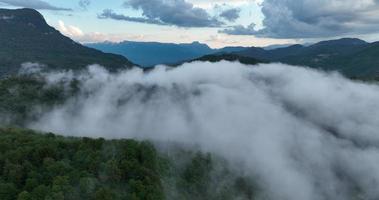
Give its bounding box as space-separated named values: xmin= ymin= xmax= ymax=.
xmin=26 ymin=61 xmax=379 ymax=200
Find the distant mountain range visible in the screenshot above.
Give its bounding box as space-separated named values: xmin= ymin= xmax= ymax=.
xmin=86 ymin=41 xmax=247 ymax=67
xmin=87 ymin=38 xmax=379 ymax=78
xmin=0 ymin=8 xmax=135 ymax=76
xmin=235 ymin=38 xmax=379 ymax=77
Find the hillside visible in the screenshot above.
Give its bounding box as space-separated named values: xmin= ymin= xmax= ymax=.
xmin=0 ymin=127 xmax=164 ymax=200
xmin=0 ymin=8 xmax=135 ymax=76
xmin=236 ymin=38 xmax=379 ymax=78
xmin=191 ymin=53 xmax=263 ymax=65
xmin=0 ymin=127 xmax=257 ymax=200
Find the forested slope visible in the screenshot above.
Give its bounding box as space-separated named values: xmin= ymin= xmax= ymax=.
xmin=0 ymin=75 xmax=257 ymax=200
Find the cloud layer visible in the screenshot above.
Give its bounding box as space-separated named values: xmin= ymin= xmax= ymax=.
xmin=0 ymin=0 xmax=71 ymax=11
xmin=25 ymin=61 xmax=379 ymax=200
xmin=223 ymin=0 xmax=379 ymax=38
xmin=100 ymin=0 xmax=223 ymax=27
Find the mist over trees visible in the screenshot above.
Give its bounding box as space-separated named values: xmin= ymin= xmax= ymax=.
xmin=0 ymin=66 xmax=257 ymax=200
xmin=1 ymin=61 xmax=379 ymax=200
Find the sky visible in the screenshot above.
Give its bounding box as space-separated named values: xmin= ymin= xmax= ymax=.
xmin=1 ymin=0 xmax=379 ymax=48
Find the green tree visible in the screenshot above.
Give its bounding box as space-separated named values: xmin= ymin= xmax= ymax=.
xmin=0 ymin=182 xmax=18 ymax=200
xmin=17 ymin=191 xmax=31 ymax=200
xmin=94 ymin=188 xmax=116 ymax=200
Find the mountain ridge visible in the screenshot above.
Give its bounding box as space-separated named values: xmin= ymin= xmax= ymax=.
xmin=235 ymin=38 xmax=379 ymax=77
xmin=0 ymin=8 xmax=135 ymax=76
xmin=86 ymin=40 xmax=216 ymax=67
xmin=86 ymin=41 xmax=253 ymax=67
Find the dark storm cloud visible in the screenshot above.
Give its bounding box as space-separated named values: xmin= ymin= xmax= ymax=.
xmin=100 ymin=0 xmax=223 ymax=27
xmin=221 ymin=0 xmax=379 ymax=38
xmin=0 ymin=0 xmax=71 ymax=11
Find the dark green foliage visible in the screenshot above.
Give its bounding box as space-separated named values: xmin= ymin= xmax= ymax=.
xmin=0 ymin=76 xmax=74 ymax=126
xmin=0 ymin=8 xmax=135 ymax=76
xmin=192 ymin=54 xmax=263 ymax=65
xmin=0 ymin=182 xmax=18 ymax=200
xmin=0 ymin=126 xmax=259 ymax=200
xmin=160 ymin=149 xmax=258 ymax=200
xmin=0 ymin=128 xmax=164 ymax=200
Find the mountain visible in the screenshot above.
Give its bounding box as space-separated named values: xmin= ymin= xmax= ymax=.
xmin=0 ymin=8 xmax=135 ymax=76
xmin=191 ymin=53 xmax=263 ymax=65
xmin=216 ymin=46 xmax=249 ymax=54
xmin=263 ymin=44 xmax=295 ymax=50
xmin=344 ymin=42 xmax=379 ymax=76
xmin=236 ymin=38 xmax=379 ymax=78
xmin=86 ymin=41 xmax=249 ymax=67
xmin=87 ymin=41 xmax=215 ymax=67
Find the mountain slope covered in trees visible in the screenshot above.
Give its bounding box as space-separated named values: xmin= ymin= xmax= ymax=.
xmin=190 ymin=54 xmax=263 ymax=65
xmin=0 ymin=128 xmax=257 ymax=200
xmin=0 ymin=74 xmax=257 ymax=200
xmin=0 ymin=8 xmax=135 ymax=76
xmin=236 ymin=38 xmax=379 ymax=77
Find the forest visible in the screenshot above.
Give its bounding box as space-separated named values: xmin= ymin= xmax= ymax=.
xmin=0 ymin=75 xmax=257 ymax=200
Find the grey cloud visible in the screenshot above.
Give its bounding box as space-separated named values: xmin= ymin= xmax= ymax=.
xmin=219 ymin=8 xmax=241 ymax=22
xmin=23 ymin=61 xmax=379 ymax=200
xmin=98 ymin=9 xmax=167 ymax=26
xmin=78 ymin=0 xmax=90 ymax=9
xmin=100 ymin=0 xmax=223 ymax=27
xmin=221 ymin=23 xmax=256 ymax=35
xmin=222 ymin=0 xmax=379 ymax=38
xmin=0 ymin=0 xmax=71 ymax=11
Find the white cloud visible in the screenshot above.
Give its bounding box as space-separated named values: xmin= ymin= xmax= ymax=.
xmin=58 ymin=20 xmax=84 ymax=38
xmin=27 ymin=62 xmax=379 ymax=200
xmin=56 ymin=20 xmax=146 ymax=43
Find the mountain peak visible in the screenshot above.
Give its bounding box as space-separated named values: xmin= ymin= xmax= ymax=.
xmin=0 ymin=8 xmax=135 ymax=75
xmin=0 ymin=8 xmax=50 ymax=30
xmin=312 ymin=38 xmax=367 ymax=47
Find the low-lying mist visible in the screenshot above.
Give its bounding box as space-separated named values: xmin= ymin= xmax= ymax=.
xmin=23 ymin=61 xmax=379 ymax=200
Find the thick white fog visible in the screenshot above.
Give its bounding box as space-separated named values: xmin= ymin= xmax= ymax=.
xmin=27 ymin=61 xmax=379 ymax=200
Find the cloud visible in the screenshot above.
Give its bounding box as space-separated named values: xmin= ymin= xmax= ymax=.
xmin=100 ymin=0 xmax=223 ymax=27
xmin=57 ymin=20 xmax=84 ymax=38
xmin=220 ymin=23 xmax=257 ymax=35
xmin=222 ymin=0 xmax=379 ymax=38
xmin=56 ymin=20 xmax=146 ymax=43
xmin=219 ymin=8 xmax=241 ymax=22
xmin=189 ymin=0 xmax=252 ymax=9
xmin=78 ymin=0 xmax=90 ymax=10
xmin=98 ymin=9 xmax=167 ymax=26
xmin=25 ymin=61 xmax=379 ymax=200
xmin=0 ymin=0 xmax=71 ymax=11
